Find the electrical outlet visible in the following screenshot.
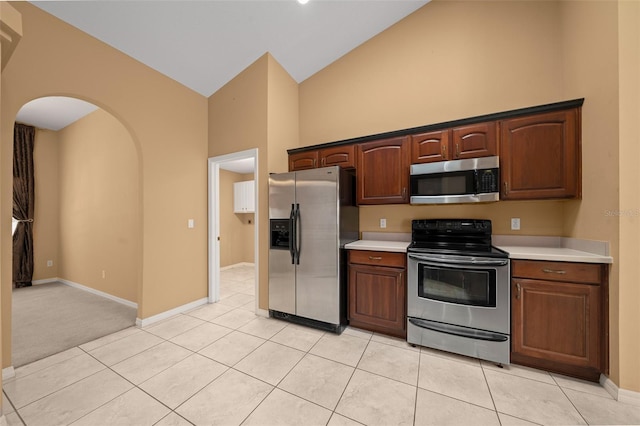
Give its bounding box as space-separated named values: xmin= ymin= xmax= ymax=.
xmin=511 ymin=218 xmax=521 ymax=230
xmin=188 ymin=219 xmax=195 ymax=229
xmin=380 ymin=218 xmax=387 ymax=229
xmin=47 ymin=260 xmax=53 ymax=267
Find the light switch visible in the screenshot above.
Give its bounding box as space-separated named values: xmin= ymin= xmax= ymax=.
xmin=511 ymin=218 xmax=521 ymax=230
xmin=188 ymin=219 xmax=195 ymax=229
xmin=380 ymin=218 xmax=387 ymax=229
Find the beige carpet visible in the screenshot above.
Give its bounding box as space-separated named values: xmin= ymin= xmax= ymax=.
xmin=12 ymin=282 xmax=137 ymax=367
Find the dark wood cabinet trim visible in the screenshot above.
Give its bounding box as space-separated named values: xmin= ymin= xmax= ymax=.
xmin=289 ymin=98 xmax=584 ymax=155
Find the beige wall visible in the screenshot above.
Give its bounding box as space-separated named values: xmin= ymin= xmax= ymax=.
xmin=616 ymin=0 xmax=640 ymax=394
xmin=209 ymin=54 xmax=268 ymax=309
xmin=1 ymin=2 xmax=208 ymax=367
xmin=55 ymin=109 xmax=140 ymax=302
xmin=209 ymin=53 xmax=298 ymax=310
xmin=558 ymin=0 xmax=640 ymax=391
xmin=32 ymin=129 xmax=60 ymax=280
xmin=219 ymin=169 xmax=254 ymax=268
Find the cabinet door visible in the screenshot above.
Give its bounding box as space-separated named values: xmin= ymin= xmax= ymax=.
xmin=289 ymin=151 xmax=319 ymax=171
xmin=244 ymin=180 xmax=255 ymax=213
xmin=500 ymin=109 xmax=580 ymax=200
xmin=320 ymin=145 xmax=356 ymax=169
xmin=410 ymin=130 xmax=450 ymax=164
xmin=451 ymin=121 xmax=497 ymax=160
xmin=349 ymin=263 xmax=406 ymax=338
xmin=356 ymin=137 xmax=410 ymax=205
xmin=511 ymin=278 xmax=600 ymax=371
xmin=233 ymin=181 xmax=244 ymax=213
xmin=233 ymin=181 xmax=254 ymax=213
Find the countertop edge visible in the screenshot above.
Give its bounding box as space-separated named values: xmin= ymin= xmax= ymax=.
xmin=344 ymin=240 xmax=410 ymax=253
xmin=496 ymin=246 xmax=613 ymax=264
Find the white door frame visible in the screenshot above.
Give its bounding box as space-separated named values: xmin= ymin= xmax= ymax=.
xmin=208 ymin=149 xmax=259 ymax=311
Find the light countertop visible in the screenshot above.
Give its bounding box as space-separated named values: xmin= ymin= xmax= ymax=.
xmin=344 ymin=240 xmax=410 ymax=253
xmin=495 ymin=245 xmax=613 ymax=264
xmin=344 ymin=236 xmax=613 ymax=264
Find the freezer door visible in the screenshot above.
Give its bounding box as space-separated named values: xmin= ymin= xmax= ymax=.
xmin=268 ymin=173 xmax=296 ymax=315
xmin=295 ymin=167 xmax=340 ymax=324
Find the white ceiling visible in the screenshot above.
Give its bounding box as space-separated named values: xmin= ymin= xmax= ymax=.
xmin=16 ymin=97 xmax=99 ymax=131
xmin=17 ymin=1 xmax=428 ymax=135
xmin=31 ymin=0 xmax=429 ymax=97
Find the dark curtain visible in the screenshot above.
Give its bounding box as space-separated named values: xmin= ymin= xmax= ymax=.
xmin=13 ymin=123 xmax=36 ymax=288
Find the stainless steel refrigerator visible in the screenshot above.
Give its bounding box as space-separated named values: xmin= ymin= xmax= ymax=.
xmin=268 ymin=166 xmax=358 ymax=333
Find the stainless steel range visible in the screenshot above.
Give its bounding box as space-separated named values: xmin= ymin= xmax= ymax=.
xmin=407 ymin=219 xmax=510 ymax=364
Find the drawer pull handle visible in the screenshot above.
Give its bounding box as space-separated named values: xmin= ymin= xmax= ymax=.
xmin=542 ymin=268 xmax=567 ymax=274
xmin=515 ymin=282 xmax=521 ymax=299
xmin=369 ymin=256 xmax=383 ymax=261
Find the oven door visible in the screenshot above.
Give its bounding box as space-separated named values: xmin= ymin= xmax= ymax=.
xmin=407 ymin=253 xmax=510 ymax=334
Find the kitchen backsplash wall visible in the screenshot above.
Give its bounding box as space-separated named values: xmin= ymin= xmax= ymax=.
xmin=359 ymin=200 xmax=565 ymax=236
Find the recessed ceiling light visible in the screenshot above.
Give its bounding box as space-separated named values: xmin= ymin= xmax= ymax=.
xmin=298 ymin=0 xmax=310 ymax=4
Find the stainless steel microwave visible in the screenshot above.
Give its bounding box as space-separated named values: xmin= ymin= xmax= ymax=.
xmin=410 ymin=156 xmax=499 ymax=204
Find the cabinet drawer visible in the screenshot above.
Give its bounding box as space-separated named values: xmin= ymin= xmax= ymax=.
xmin=511 ymin=260 xmax=602 ymax=284
xmin=348 ymin=250 xmax=406 ymax=268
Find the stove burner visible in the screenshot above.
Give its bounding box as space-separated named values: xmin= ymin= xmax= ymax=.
xmin=408 ymin=218 xmax=507 ymax=258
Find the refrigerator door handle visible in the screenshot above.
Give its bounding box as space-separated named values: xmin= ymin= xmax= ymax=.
xmin=295 ymin=203 xmax=301 ymax=265
xmin=289 ymin=204 xmax=296 ymax=264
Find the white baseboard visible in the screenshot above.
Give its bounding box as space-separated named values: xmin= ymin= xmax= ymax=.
xmin=136 ymin=297 xmax=208 ymax=328
xmin=32 ymin=278 xmax=58 ymax=285
xmin=619 ymin=387 xmax=640 ymax=407
xmin=600 ymin=374 xmax=640 ymax=406
xmin=57 ymin=279 xmax=138 ymax=309
xmin=2 ymin=366 xmax=15 ymax=381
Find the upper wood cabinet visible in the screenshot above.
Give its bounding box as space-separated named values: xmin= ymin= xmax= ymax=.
xmin=452 ymin=121 xmax=498 ymax=160
xmin=410 ymin=129 xmax=450 ymax=164
xmin=319 ymin=145 xmax=356 ymax=169
xmin=356 ymin=136 xmax=410 ymax=205
xmin=289 ymin=151 xmax=318 ymax=171
xmin=411 ymin=122 xmax=497 ymax=164
xmin=500 ymin=108 xmax=581 ymax=200
xmin=289 ymin=145 xmax=355 ymax=171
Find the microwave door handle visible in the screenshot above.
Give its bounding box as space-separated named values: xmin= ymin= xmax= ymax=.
xmin=408 ymin=253 xmax=508 ymax=267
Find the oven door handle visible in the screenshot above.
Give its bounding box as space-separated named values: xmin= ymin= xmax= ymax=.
xmin=408 ymin=253 xmax=509 ymax=267
xmin=409 ymin=318 xmax=509 ymax=342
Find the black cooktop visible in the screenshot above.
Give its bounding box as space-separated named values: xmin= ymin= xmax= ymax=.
xmin=408 ymin=219 xmax=508 ymax=258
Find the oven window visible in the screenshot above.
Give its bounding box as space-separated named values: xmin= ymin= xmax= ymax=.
xmin=418 ymin=264 xmax=496 ymax=307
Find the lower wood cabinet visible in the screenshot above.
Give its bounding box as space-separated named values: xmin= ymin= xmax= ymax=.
xmin=511 ymin=260 xmax=608 ymax=382
xmin=348 ymin=250 xmax=406 ymax=338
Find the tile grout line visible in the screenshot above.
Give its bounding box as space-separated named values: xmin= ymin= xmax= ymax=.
xmin=551 ymin=374 xmax=591 ymax=425
xmin=413 ymin=347 xmax=422 ymax=426
xmin=479 ymin=360 xmax=504 ymax=425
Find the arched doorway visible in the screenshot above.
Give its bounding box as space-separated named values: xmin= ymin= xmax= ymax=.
xmin=10 ymin=96 xmax=142 ymax=367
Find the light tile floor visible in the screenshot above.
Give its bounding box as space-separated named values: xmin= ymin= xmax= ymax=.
xmin=3 ymin=263 xmax=640 ymax=425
